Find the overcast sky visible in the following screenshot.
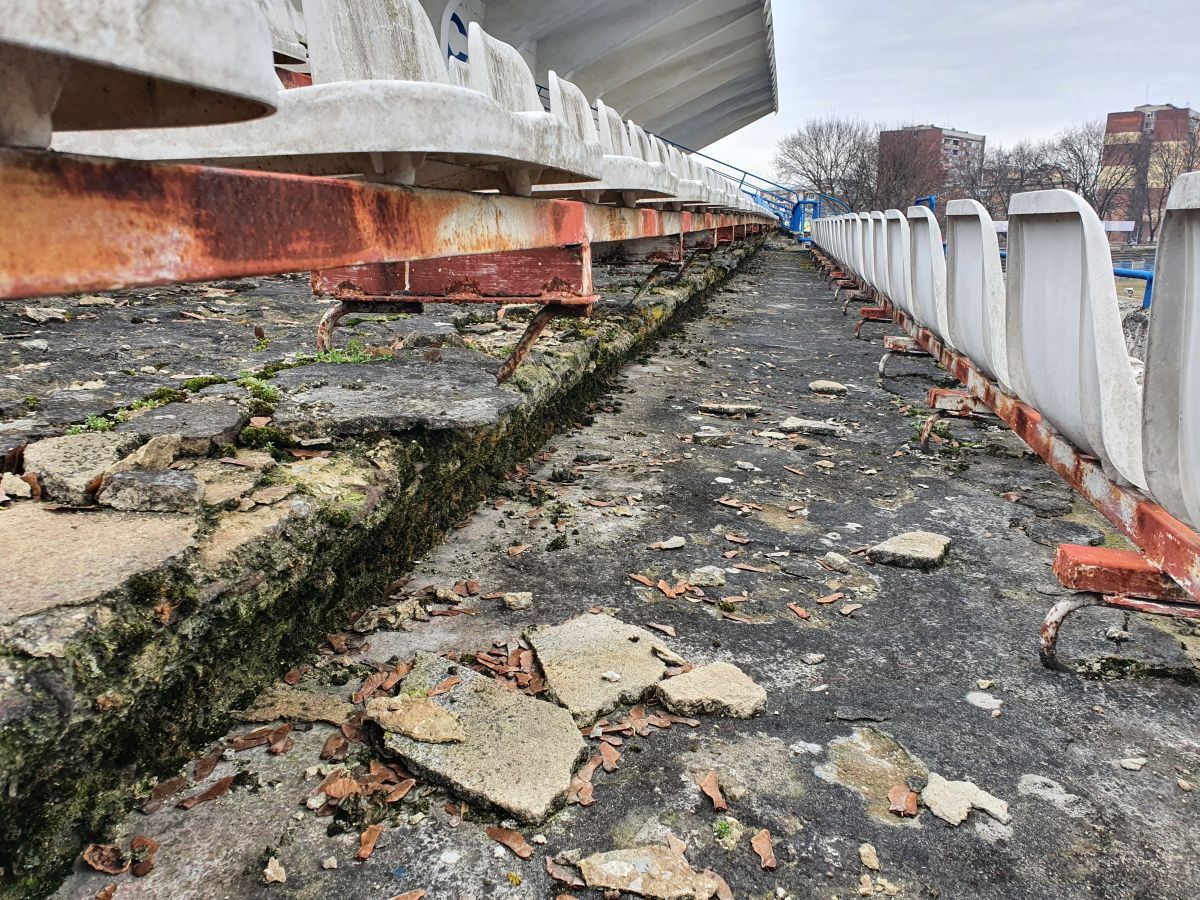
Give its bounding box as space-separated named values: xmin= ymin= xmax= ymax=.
xmin=703 ymin=0 xmax=1200 ymax=181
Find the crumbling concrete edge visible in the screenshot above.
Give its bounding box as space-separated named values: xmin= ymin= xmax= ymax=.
xmin=0 ymin=238 xmax=766 ymax=897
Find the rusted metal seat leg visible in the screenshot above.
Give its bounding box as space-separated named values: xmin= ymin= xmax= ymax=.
xmin=495 ymin=305 xmax=559 ymax=383
xmin=632 ymin=263 xmax=675 ymax=302
xmin=878 ymin=350 xmax=896 ymax=380
xmin=918 ymin=410 xmax=947 ymax=451
xmin=1039 ymin=594 xmax=1103 ymax=672
xmin=316 ymin=301 xmax=351 ymax=352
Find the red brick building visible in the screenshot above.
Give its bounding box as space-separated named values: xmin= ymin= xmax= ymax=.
xmin=1103 ymin=103 xmax=1200 ymax=241
xmin=878 ymin=124 xmax=986 ymax=169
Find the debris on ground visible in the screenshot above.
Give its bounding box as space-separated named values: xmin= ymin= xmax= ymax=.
xmin=502 ymin=591 xmax=534 ymax=610
xmin=262 ymin=857 xmax=286 ymax=884
xmin=867 ymin=531 xmax=952 ymax=570
xmin=240 ymin=683 xmax=357 ymax=726
xmin=698 ymin=771 xmax=728 ymax=810
xmin=526 ymin=614 xmax=669 ymax=725
xmin=486 ymin=826 xmax=534 ymax=860
xmin=366 ymin=696 xmax=466 ymax=743
xmin=381 ymin=653 xmax=585 ymax=821
xmin=921 ymin=773 xmax=1011 ymax=826
xmin=809 ymin=379 xmax=848 ymax=396
xmin=859 ymin=842 xmax=881 ymax=871
xmin=578 ymin=844 xmax=721 ymax=899
xmin=656 ymin=662 xmax=767 ymax=718
xmin=750 ymin=829 xmax=776 ymax=869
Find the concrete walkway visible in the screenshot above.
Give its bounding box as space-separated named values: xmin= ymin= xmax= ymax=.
xmin=54 ymin=248 xmax=1200 ymax=900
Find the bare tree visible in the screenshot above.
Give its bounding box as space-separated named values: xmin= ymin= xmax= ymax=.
xmin=958 ymin=140 xmax=1054 ymax=219
xmin=1045 ymin=121 xmax=1133 ymax=219
xmin=772 ymin=116 xmax=878 ymax=210
xmin=1141 ymin=128 xmax=1200 ymax=240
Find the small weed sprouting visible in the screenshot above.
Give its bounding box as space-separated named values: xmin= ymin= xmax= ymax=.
xmin=66 ymin=414 xmax=116 ymax=435
xmin=314 ymin=339 xmax=374 ymax=365
xmin=237 ymin=374 xmax=281 ymax=404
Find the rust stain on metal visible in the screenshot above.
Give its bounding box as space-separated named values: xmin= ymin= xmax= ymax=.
xmin=0 ymin=149 xmax=771 ymax=300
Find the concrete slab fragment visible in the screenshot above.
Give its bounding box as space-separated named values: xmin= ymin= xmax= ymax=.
xmin=383 ymin=653 xmax=585 ymax=822
xmin=0 ymin=504 xmax=196 ymax=624
xmin=22 ymin=432 xmax=140 ymax=505
xmin=271 ymin=359 xmax=520 ymax=438
xmin=921 ymin=772 xmax=1011 ymax=825
xmin=116 ymin=402 xmax=246 ymax=455
xmin=98 ymin=469 xmax=204 ymax=512
xmin=867 ymin=531 xmax=951 ymax=570
xmin=656 ymin=662 xmax=766 ymax=718
xmin=578 ymin=846 xmax=720 ymax=899
xmin=366 ymin=695 xmax=464 ymax=743
xmin=526 ymin=614 xmax=667 ymax=725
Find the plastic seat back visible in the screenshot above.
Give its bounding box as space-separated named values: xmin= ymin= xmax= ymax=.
xmin=945 ymin=199 xmax=1007 ymax=384
xmin=549 ymin=71 xmax=599 ymax=147
xmin=304 ymin=0 xmax=448 ymax=85
xmin=859 ymin=213 xmax=876 ymax=288
xmin=1143 ymin=172 xmax=1200 ymax=524
xmin=625 ymin=120 xmax=657 ymax=161
xmin=446 ymin=56 xmax=471 ymax=88
xmin=870 ymin=210 xmax=890 ymax=299
xmin=884 ymin=210 xmax=912 ymax=315
xmin=1006 ymin=189 xmax=1145 ymax=488
xmin=906 ymin=206 xmax=951 ymax=343
xmin=466 ymin=22 xmax=543 ymax=114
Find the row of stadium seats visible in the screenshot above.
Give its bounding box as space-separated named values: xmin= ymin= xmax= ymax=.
xmin=0 ymin=0 xmax=757 ymax=213
xmin=812 ymin=178 xmax=1200 ymax=530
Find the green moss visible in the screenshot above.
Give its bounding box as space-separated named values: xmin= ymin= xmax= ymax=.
xmin=314 ymin=339 xmax=374 ymax=364
xmin=182 ymin=375 xmax=228 ymax=392
xmin=21 ymin=396 xmax=38 ymax=411
xmin=239 ymin=425 xmax=293 ymax=450
xmin=66 ymin=414 xmax=116 ymax=435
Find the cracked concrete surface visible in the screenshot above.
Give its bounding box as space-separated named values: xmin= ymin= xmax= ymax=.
xmin=43 ymin=249 xmax=1200 ymax=898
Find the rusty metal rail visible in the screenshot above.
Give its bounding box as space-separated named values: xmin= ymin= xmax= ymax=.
xmin=0 ymin=149 xmax=770 ymax=300
xmin=0 ymin=148 xmax=770 ymax=378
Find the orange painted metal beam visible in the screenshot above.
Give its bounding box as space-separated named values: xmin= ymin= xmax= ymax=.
xmin=0 ymin=149 xmax=771 ymax=301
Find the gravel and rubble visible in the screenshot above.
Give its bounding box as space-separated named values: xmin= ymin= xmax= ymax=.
xmin=0 ymin=243 xmax=762 ymax=894
xmin=22 ymin=246 xmax=1200 ymax=899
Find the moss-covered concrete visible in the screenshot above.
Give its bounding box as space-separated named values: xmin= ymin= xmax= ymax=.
xmin=0 ymin=240 xmax=763 ymax=897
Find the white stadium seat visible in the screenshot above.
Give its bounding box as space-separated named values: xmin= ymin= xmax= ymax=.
xmin=945 ymin=199 xmax=1007 ymax=384
xmin=870 ymin=210 xmax=890 ymax=299
xmin=1143 ymin=172 xmax=1200 ymax=525
xmin=906 ymin=206 xmax=952 ymax=343
xmin=0 ymin=0 xmax=278 ymax=148
xmin=53 ymin=0 xmax=602 ymax=195
xmin=1005 ymin=189 xmax=1145 ymax=489
xmin=884 ymin=209 xmax=913 ymax=315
